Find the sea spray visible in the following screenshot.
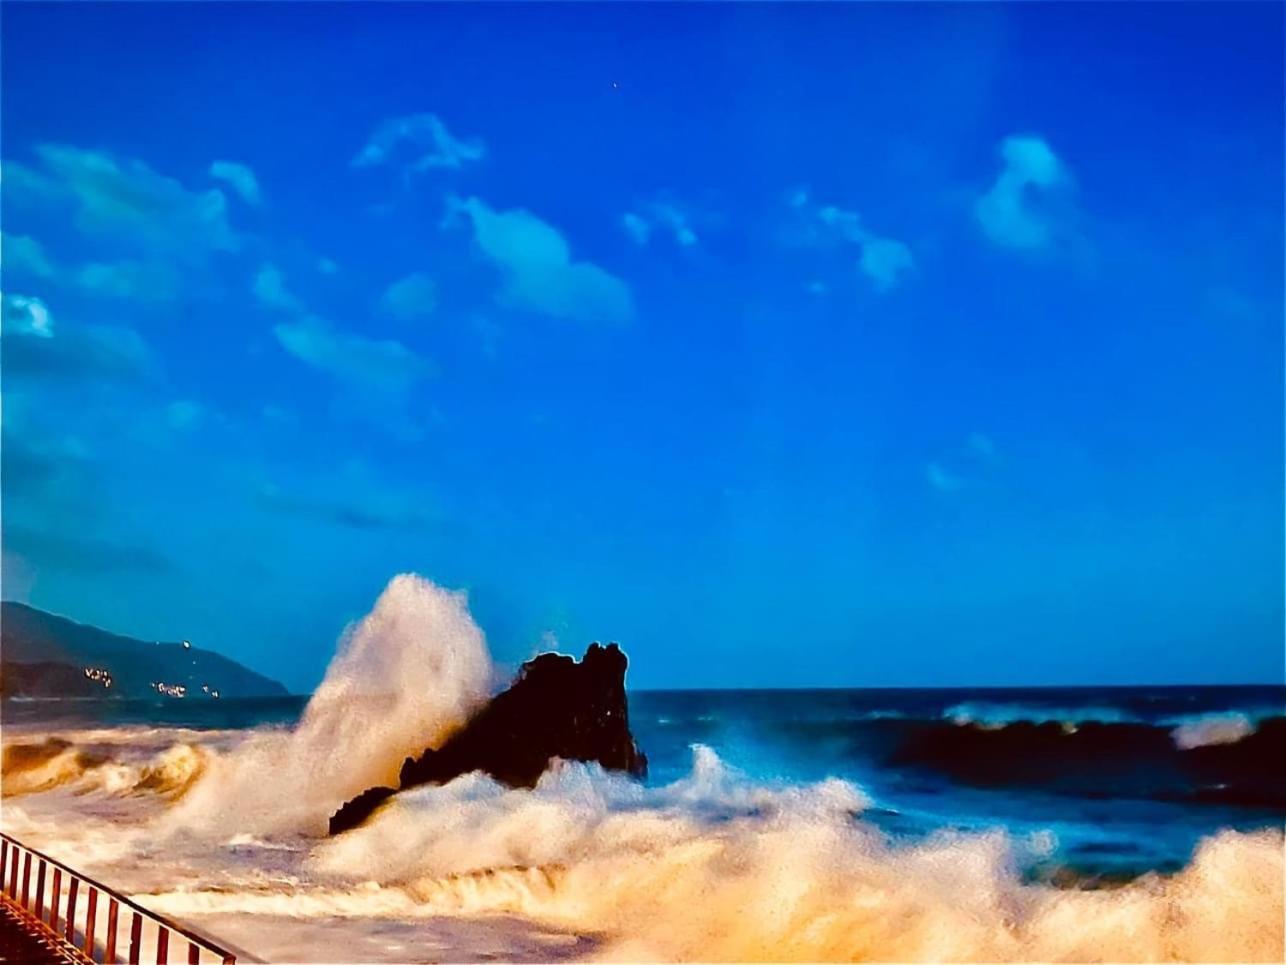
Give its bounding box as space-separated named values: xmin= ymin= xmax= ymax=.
xmin=1171 ymin=712 xmax=1257 ymax=750
xmin=127 ymin=746 xmax=1284 ymax=962
xmin=168 ymin=574 xmax=494 ymax=834
xmin=1 ymin=737 xmax=207 ymax=798
xmin=2 ymin=577 xmax=1282 ymax=962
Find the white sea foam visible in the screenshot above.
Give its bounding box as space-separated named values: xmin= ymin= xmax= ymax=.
xmin=1171 ymin=712 xmax=1258 ymax=750
xmin=944 ymin=701 xmax=1131 ymax=726
xmin=2 ymin=574 xmax=1282 ymax=962
xmin=167 ymin=573 xmax=494 ymax=834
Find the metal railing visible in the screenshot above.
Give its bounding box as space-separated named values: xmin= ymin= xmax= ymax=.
xmin=0 ymin=831 xmax=237 ymax=964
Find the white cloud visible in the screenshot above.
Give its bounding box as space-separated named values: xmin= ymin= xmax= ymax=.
xmin=273 ymin=317 xmax=431 ymax=394
xmin=1 ymin=234 xmax=55 ymax=278
xmin=3 ymin=317 xmax=154 ymax=382
xmin=253 ymin=263 xmax=306 ymax=314
xmin=380 ymin=272 xmax=437 ymax=320
xmin=2 ymin=293 xmax=54 ymax=338
xmin=353 ymin=113 xmax=485 ymax=173
xmin=3 ymin=145 xmax=245 ymax=307
xmin=0 ymin=234 xmax=179 ymax=302
xmin=621 ymin=212 xmax=652 ymax=245
xmin=621 ymin=200 xmax=698 ymax=247
xmin=447 ymin=194 xmax=634 ymax=325
xmin=254 ymin=263 xmax=435 ymax=437
xmin=926 ymin=433 xmax=999 ymax=494
xmin=209 ymin=160 xmax=262 ymax=206
xmin=75 ymin=260 xmax=179 ymax=301
xmin=858 ymin=237 xmax=914 ymax=293
xmin=975 ymin=135 xmax=1071 ymax=249
xmin=790 ymin=195 xmax=914 ymax=293
xmin=926 ymin=462 xmax=964 ymax=493
xmin=816 ymin=204 xmax=914 ymax=292
xmin=11 ymin=144 xmax=240 ymax=257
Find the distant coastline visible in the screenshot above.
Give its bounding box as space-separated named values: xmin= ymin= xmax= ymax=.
xmin=0 ymin=601 xmax=288 ymax=700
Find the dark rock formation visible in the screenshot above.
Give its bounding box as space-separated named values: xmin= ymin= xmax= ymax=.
xmin=329 ymin=642 xmax=647 ymax=834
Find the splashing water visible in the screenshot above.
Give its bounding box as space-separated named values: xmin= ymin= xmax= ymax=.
xmin=1171 ymin=713 xmax=1258 ymax=750
xmin=168 ymin=573 xmax=494 ymax=834
xmin=2 ymin=574 xmax=1282 ymax=962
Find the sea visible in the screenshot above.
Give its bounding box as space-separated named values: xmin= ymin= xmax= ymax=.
xmin=2 ymin=576 xmax=1283 ymax=962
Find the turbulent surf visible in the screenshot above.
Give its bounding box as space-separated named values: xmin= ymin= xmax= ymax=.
xmin=2 ymin=574 xmax=1282 ymax=962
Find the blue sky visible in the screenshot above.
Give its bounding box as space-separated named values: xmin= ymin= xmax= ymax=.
xmin=2 ymin=3 xmax=1281 ymax=691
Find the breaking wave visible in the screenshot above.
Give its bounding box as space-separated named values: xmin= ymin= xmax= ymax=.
xmin=138 ymin=747 xmax=1285 ymax=962
xmin=167 ymin=573 xmax=495 ymax=835
xmin=4 ymin=574 xmax=1284 ymax=962
xmin=2 ymin=737 xmax=206 ymax=797
xmin=1171 ymin=712 xmax=1258 ymax=750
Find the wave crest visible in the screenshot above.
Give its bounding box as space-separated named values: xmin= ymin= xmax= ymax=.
xmin=143 ymin=746 xmax=1284 ymax=962
xmin=1 ymin=738 xmax=206 ymax=797
xmin=1171 ymin=713 xmax=1258 ymax=750
xmin=168 ymin=574 xmax=495 ymax=835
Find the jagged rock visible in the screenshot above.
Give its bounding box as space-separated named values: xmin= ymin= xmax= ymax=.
xmin=329 ymin=642 xmax=647 ymax=834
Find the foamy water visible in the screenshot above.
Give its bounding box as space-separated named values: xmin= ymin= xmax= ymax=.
xmin=3 ymin=574 xmax=1283 ymax=962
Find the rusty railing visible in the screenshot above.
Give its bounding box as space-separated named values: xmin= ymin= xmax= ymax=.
xmin=1 ymin=831 xmax=236 ymax=964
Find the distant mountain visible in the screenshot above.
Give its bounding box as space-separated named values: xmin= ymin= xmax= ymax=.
xmin=0 ymin=601 xmax=289 ymax=699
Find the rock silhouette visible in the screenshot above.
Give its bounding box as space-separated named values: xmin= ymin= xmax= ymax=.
xmin=330 ymin=642 xmax=646 ymax=834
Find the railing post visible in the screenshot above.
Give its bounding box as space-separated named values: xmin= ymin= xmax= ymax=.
xmin=129 ymin=910 xmax=143 ymax=965
xmin=0 ymin=835 xmax=235 ymax=964
xmin=65 ymin=876 xmax=79 ymax=943
xmin=7 ymin=845 xmax=18 ymax=897
xmin=105 ymin=896 xmax=121 ymax=964
xmin=49 ymin=867 xmax=62 ymax=929
xmin=34 ymin=861 xmax=46 ymax=921
xmin=20 ymin=851 xmax=32 ymax=907
xmin=86 ymin=886 xmax=99 ymax=956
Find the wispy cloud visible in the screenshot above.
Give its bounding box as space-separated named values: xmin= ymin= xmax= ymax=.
xmin=7 ymin=144 xmax=240 ymax=257
xmin=3 ymin=293 xmax=155 ymax=381
xmin=975 ymin=135 xmax=1072 ymax=249
xmin=2 ymin=234 xmax=180 ymax=302
xmin=3 ymin=320 xmax=154 ymax=382
xmin=926 ymin=432 xmax=1000 ymax=494
xmin=273 ymin=317 xmax=431 ymax=394
xmin=209 ymin=160 xmax=262 ymax=206
xmin=1 ymin=233 xmax=55 ymax=278
xmin=253 ymin=263 xmax=436 ymax=438
xmin=787 ymin=189 xmax=914 ymax=293
xmin=253 ymin=263 xmax=306 ymax=313
xmin=3 ymin=144 xmax=247 ymax=305
xmin=353 ymin=113 xmax=485 ymax=174
xmin=380 ymin=271 xmax=437 ymax=320
xmin=447 ymin=194 xmax=634 ymax=325
xmin=926 ymin=462 xmax=964 ymax=493
xmin=621 ymin=199 xmax=699 ymax=248
xmin=74 ymin=260 xmax=179 ymax=301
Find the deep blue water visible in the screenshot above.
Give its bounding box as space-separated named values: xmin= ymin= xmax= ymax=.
xmin=6 ymin=684 xmax=1283 ymax=879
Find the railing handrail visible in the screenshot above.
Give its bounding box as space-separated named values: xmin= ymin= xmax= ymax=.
xmin=1 ymin=830 xmax=238 ymax=962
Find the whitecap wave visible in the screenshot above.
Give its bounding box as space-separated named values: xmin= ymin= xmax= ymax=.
xmin=1170 ymin=712 xmax=1258 ymax=750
